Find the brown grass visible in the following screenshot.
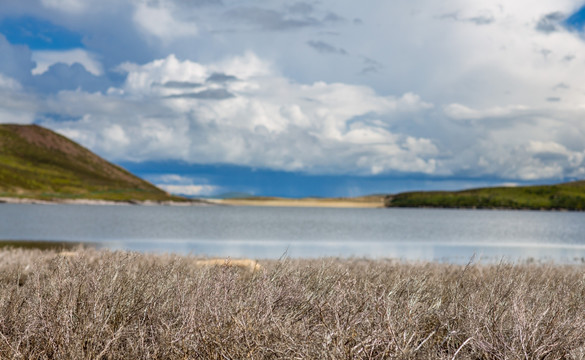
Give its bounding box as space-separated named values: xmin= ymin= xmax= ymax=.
xmin=0 ymin=248 xmax=584 ymax=359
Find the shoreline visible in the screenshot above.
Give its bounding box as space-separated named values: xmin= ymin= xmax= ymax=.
xmin=0 ymin=196 xmax=385 ymax=208
xmin=386 ymin=204 xmax=579 ymax=212
xmin=1 ymin=196 xmax=581 ymax=211
xmin=207 ymin=198 xmax=385 ymax=208
xmin=0 ymin=197 xmax=213 ymax=206
xmin=0 ymin=239 xmax=95 ymax=251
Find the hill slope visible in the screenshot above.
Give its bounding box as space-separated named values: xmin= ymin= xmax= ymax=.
xmin=385 ymin=181 xmax=585 ymax=210
xmin=0 ymin=124 xmax=184 ymax=202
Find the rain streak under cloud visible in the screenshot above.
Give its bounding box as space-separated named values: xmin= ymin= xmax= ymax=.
xmin=1 ymin=0 xmax=585 ymax=196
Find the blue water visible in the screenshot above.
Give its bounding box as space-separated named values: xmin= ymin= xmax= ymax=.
xmin=1 ymin=204 xmax=584 ymax=263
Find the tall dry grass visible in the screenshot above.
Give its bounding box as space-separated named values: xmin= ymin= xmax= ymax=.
xmin=0 ymin=248 xmax=584 ymax=359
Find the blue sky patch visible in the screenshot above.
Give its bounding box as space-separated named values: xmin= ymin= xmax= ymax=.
xmin=36 ymin=113 xmax=82 ymax=123
xmin=0 ymin=16 xmax=83 ymax=50
xmin=565 ymin=6 xmax=585 ymax=31
xmin=118 ymin=161 xmax=550 ymax=198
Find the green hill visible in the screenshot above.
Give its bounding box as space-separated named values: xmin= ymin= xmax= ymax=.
xmin=0 ymin=124 xmax=185 ymax=202
xmin=385 ymin=181 xmax=585 ymax=211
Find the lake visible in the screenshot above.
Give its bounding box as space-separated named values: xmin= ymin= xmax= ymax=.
xmin=1 ymin=204 xmax=585 ymax=263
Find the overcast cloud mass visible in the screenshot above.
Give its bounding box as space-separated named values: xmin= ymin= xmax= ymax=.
xmin=1 ymin=0 xmax=585 ymax=196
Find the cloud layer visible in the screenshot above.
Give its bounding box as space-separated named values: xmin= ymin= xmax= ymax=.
xmin=44 ymin=53 xmax=438 ymax=176
xmin=0 ymin=0 xmax=585 ymax=190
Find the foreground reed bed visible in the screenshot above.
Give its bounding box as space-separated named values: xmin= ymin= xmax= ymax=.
xmin=0 ymin=248 xmax=584 ymax=359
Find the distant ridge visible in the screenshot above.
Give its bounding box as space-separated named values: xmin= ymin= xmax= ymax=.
xmin=0 ymin=124 xmax=187 ymax=202
xmin=385 ymin=180 xmax=585 ymax=211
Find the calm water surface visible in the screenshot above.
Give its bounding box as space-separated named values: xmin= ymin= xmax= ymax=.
xmin=1 ymin=204 xmax=585 ymax=263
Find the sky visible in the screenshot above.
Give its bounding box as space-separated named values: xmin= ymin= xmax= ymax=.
xmin=1 ymin=0 xmax=585 ymax=197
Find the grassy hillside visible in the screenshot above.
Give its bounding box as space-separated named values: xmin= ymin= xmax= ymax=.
xmin=0 ymin=124 xmax=185 ymax=202
xmin=385 ymin=181 xmax=585 ymax=210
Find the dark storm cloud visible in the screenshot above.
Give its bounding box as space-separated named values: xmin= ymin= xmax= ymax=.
xmin=467 ymin=15 xmax=495 ymax=25
xmin=534 ymin=151 xmax=567 ymax=162
xmin=563 ymin=54 xmax=575 ymax=62
xmin=160 ymin=81 xmax=203 ymax=89
xmin=287 ymin=2 xmax=314 ymax=15
xmin=535 ymin=12 xmax=565 ymax=33
xmin=0 ymin=34 xmax=35 ymax=84
xmin=165 ymin=88 xmax=235 ymax=100
xmin=174 ymin=0 xmax=224 ymax=6
xmin=318 ymin=31 xmax=341 ymax=36
xmin=437 ymin=12 xmax=494 ymax=26
xmin=0 ymin=32 xmax=118 ymax=95
xmin=306 ymin=40 xmax=347 ymax=55
xmin=323 ymin=12 xmax=346 ymax=23
xmin=360 ymin=65 xmax=379 ymax=75
xmin=360 ymin=57 xmax=383 ymax=75
xmin=225 ymin=2 xmax=345 ymax=31
xmin=224 ymin=7 xmax=321 ymax=31
xmin=32 ymin=63 xmax=115 ymax=93
xmin=437 ymin=12 xmax=459 ymax=21
xmin=79 ymin=11 xmax=156 ymax=69
xmin=206 ymin=72 xmax=238 ymax=83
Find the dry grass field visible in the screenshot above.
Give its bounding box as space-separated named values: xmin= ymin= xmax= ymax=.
xmin=0 ymin=248 xmax=584 ymax=359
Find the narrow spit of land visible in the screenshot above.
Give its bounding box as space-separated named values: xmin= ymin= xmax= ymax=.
xmin=1 ymin=248 xmax=584 ymax=359
xmin=209 ymin=181 xmax=585 ymax=211
xmin=209 ymin=195 xmax=386 ymax=208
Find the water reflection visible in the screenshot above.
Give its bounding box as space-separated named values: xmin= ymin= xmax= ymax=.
xmin=2 ymin=204 xmax=585 ymax=263
xmin=98 ymin=239 xmax=585 ymax=264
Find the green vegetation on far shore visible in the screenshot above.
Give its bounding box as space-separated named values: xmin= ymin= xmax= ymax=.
xmin=0 ymin=240 xmax=93 ymax=251
xmin=1 ymin=248 xmax=584 ymax=359
xmin=385 ymin=180 xmax=585 ymax=210
xmin=0 ymin=124 xmax=186 ymax=202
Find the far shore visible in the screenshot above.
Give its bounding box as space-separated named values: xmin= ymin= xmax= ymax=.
xmin=207 ymin=197 xmax=385 ymax=208
xmin=0 ymin=197 xmax=212 ymax=206
xmin=0 ymin=196 xmax=385 ymax=208
xmin=0 ymin=239 xmax=95 ymax=251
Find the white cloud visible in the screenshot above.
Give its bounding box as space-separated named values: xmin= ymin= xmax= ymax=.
xmin=134 ymin=1 xmax=198 ymax=42
xmin=450 ymin=120 xmax=585 ymax=180
xmin=158 ymin=184 xmax=217 ymax=196
xmin=324 ymin=0 xmax=585 ymax=113
xmin=6 ymin=0 xmax=585 ymax=183
xmin=0 ymin=75 xmax=37 ymax=124
xmin=39 ymin=48 xmax=585 ymax=180
xmin=0 ymin=74 xmax=21 ymax=91
xmin=32 ymin=49 xmax=104 ymax=76
xmin=444 ymin=103 xmax=532 ymax=120
xmin=151 ymin=174 xmax=194 ymax=185
xmin=147 ymin=174 xmax=219 ymax=196
xmin=0 ymin=107 xmax=36 ymax=125
xmin=40 ymin=0 xmax=87 ymax=13
xmin=42 ymin=53 xmax=439 ymax=175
